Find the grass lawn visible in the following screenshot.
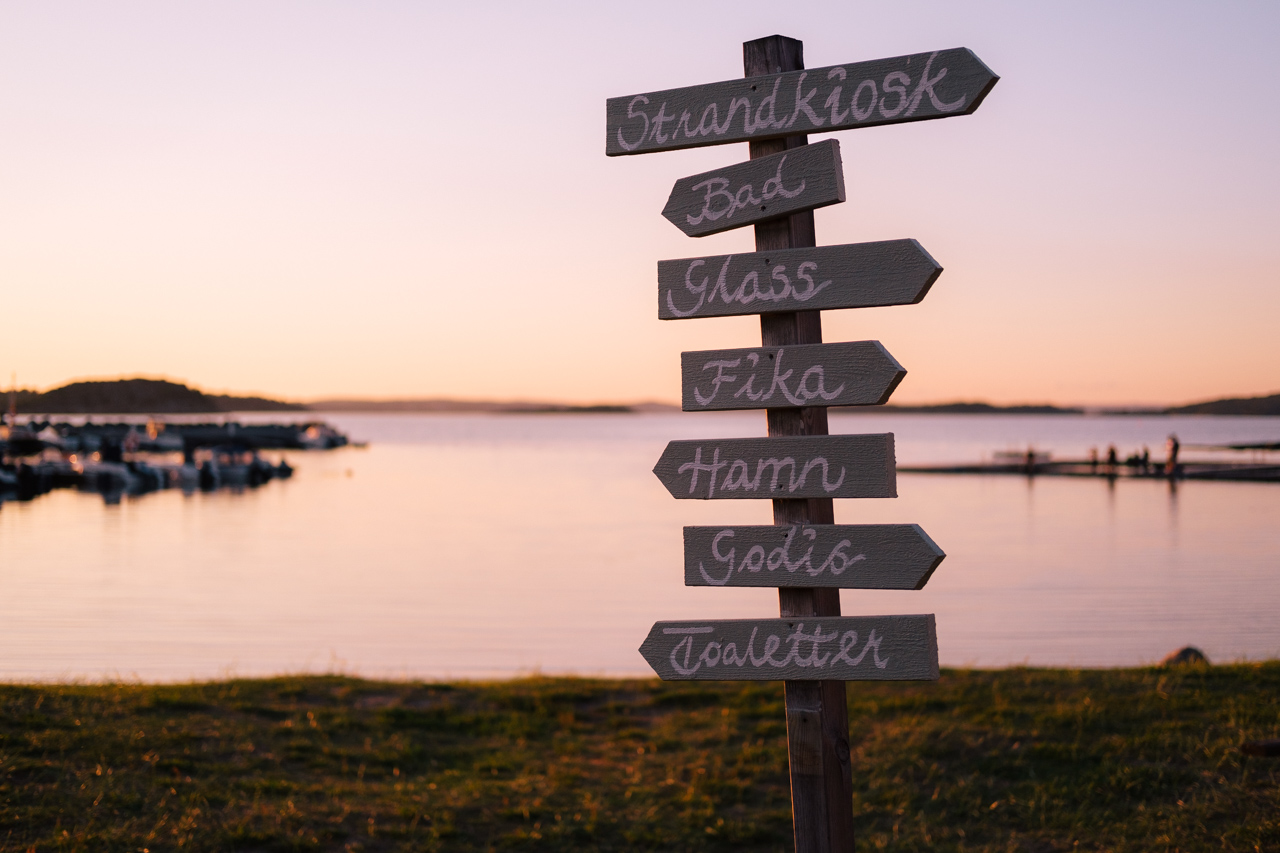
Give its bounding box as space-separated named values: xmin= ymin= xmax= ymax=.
xmin=1 ymin=664 xmax=1277 ymax=851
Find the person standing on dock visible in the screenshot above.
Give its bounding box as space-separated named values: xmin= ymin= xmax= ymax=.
xmin=1165 ymin=434 xmax=1180 ymax=477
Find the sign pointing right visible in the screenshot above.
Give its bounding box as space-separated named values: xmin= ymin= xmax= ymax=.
xmin=684 ymin=523 xmax=944 ymax=589
xmin=681 ymin=341 xmax=905 ymax=412
xmin=658 ymin=239 xmax=942 ymax=320
xmin=607 ymin=47 xmax=998 ymax=156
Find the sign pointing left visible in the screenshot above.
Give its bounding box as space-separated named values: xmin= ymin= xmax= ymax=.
xmin=639 ymin=616 xmax=939 ymax=681
xmin=653 ymin=435 xmax=896 ymax=500
xmin=662 ymin=139 xmax=844 ymax=238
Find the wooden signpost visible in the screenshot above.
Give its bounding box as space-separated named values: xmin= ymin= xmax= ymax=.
xmin=607 ymin=34 xmax=996 ymax=852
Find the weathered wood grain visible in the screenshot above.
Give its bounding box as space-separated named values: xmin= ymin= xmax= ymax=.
xmin=683 ymin=523 xmax=945 ymax=589
xmin=784 ymin=681 xmax=831 ymax=853
xmin=639 ymin=616 xmax=939 ymax=681
xmin=741 ymin=37 xmax=851 ymax=853
xmin=746 ymin=37 xmax=850 ymax=853
xmin=652 ymin=434 xmax=896 ymax=500
xmin=658 ymin=239 xmax=942 ymax=320
xmin=607 ymin=47 xmax=998 ymax=156
xmin=661 ymin=139 xmax=844 ymax=238
xmin=681 ymin=341 xmax=905 ymax=412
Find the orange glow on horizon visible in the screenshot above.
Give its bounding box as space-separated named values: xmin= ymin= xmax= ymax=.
xmin=2 ymin=3 xmax=1277 ymax=409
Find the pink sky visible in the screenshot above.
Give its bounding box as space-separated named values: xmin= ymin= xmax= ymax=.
xmin=2 ymin=1 xmax=1277 ymax=406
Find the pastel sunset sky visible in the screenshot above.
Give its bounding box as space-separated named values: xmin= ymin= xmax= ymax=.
xmin=2 ymin=1 xmax=1277 ymax=406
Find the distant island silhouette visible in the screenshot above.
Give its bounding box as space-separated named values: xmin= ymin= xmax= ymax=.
xmin=8 ymin=379 xmax=303 ymax=415
xmin=6 ymin=380 xmax=648 ymax=416
xmin=6 ymin=378 xmax=1280 ymax=416
xmin=305 ymin=398 xmax=645 ymax=414
xmin=1162 ymin=393 xmax=1280 ymax=416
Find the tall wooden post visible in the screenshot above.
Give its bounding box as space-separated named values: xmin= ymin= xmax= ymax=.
xmin=744 ymin=35 xmax=856 ymax=853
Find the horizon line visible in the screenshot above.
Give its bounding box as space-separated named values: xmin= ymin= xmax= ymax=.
xmin=6 ymin=374 xmax=1280 ymax=413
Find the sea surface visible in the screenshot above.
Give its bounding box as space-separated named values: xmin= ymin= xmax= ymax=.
xmin=2 ymin=412 xmax=1278 ymax=681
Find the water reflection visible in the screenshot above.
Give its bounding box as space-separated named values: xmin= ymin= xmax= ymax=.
xmin=0 ymin=412 xmax=1277 ymax=680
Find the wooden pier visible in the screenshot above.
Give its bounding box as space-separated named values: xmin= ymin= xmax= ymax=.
xmin=900 ymin=459 xmax=1280 ymax=483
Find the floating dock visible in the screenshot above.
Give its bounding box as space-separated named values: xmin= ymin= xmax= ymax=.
xmin=1 ymin=419 xmax=351 ymax=504
xmin=900 ymin=459 xmax=1280 ymax=483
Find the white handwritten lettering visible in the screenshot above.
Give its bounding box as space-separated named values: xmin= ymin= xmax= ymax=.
xmin=879 ymin=71 xmax=910 ymax=119
xmin=697 ymin=526 xmax=867 ymax=586
xmin=674 ymin=445 xmax=848 ymax=497
xmin=665 ymin=257 xmax=832 ymax=319
xmin=751 ymin=77 xmax=783 ymax=131
xmin=662 ymin=624 xmax=891 ymax=674
xmin=785 ymin=72 xmax=825 ymax=128
xmin=612 ymin=52 xmax=972 ymax=152
xmin=824 ymin=67 xmax=848 ymax=125
xmin=693 ymin=359 xmax=740 ymax=406
xmin=906 ymin=52 xmax=966 ymax=115
xmin=650 ymin=101 xmax=676 ymax=143
xmin=616 ymin=96 xmax=650 ymax=152
xmin=685 ymin=155 xmax=806 ymax=227
xmin=832 ymin=629 xmax=889 ymax=669
xmin=665 ymin=626 xmax=715 ymax=676
xmin=850 ymin=79 xmax=877 ymax=121
xmin=676 ymin=446 xmax=729 ymax=498
xmin=701 ymin=525 xmax=870 ymax=584
xmin=691 ymin=349 xmax=845 ymax=408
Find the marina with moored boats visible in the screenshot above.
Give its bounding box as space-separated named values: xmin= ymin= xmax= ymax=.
xmin=1 ymin=419 xmax=349 ymax=504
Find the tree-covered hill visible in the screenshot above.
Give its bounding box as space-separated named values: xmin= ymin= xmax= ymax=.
xmin=1165 ymin=392 xmax=1280 ymax=415
xmin=9 ymin=378 xmax=302 ymax=414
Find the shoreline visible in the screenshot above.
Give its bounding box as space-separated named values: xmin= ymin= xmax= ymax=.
xmin=4 ymin=665 xmax=1276 ymax=850
xmin=2 ymin=659 xmax=1279 ymax=686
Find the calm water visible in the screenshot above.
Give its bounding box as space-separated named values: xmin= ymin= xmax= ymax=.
xmin=2 ymin=412 xmax=1278 ymax=681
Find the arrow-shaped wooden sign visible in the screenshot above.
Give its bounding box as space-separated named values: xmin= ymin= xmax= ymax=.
xmin=662 ymin=139 xmax=844 ymax=238
xmin=682 ymin=341 xmax=905 ymax=412
xmin=684 ymin=523 xmax=944 ymax=588
xmin=639 ymin=616 xmax=938 ymax=680
xmin=653 ymin=434 xmax=896 ymax=500
xmin=658 ymin=239 xmax=941 ymax=320
xmin=608 ymin=48 xmax=998 ymax=156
